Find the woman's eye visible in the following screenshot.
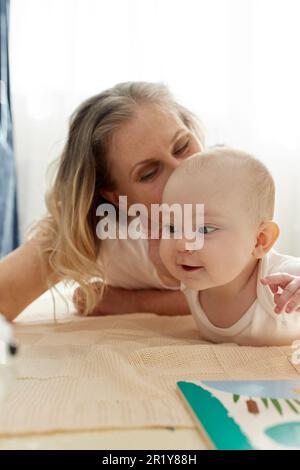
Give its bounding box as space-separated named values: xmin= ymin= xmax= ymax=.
xmin=139 ymin=167 xmax=158 ymax=181
xmin=174 ymin=140 xmax=189 ymax=155
xmin=198 ymin=226 xmax=217 ymax=235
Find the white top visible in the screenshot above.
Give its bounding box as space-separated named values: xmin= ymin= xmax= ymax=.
xmin=181 ymin=249 xmax=300 ymax=346
xmin=99 ymin=236 xmax=180 ymax=291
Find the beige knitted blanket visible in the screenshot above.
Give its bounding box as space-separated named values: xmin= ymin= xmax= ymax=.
xmin=1 ymin=311 xmax=299 ymax=436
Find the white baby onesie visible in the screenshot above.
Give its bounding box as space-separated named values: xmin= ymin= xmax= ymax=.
xmin=181 ymin=249 xmax=300 ymax=346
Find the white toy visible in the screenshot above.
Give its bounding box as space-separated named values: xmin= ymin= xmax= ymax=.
xmin=0 ymin=313 xmax=18 ymax=401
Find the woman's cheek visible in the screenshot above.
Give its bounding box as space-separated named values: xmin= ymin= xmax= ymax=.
xmin=159 ymin=240 xmax=173 ymax=270
xmin=141 ymin=184 xmax=163 ymax=208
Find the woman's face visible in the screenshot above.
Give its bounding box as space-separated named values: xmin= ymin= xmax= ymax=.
xmin=104 ymin=103 xmax=203 ymax=213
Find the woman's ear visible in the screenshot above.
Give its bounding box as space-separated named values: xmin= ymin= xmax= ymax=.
xmin=100 ymin=189 xmax=119 ymax=207
xmin=252 ymin=221 xmax=280 ymax=259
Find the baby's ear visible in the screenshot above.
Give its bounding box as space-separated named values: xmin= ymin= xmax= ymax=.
xmin=252 ymin=221 xmax=280 ymax=258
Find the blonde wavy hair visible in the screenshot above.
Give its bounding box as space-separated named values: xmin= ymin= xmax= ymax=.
xmin=32 ymin=81 xmax=205 ymax=314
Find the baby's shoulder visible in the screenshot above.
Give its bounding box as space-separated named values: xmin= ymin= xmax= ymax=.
xmin=266 ymin=249 xmax=300 ymax=276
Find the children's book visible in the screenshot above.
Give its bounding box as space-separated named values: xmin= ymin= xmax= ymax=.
xmin=177 ymin=380 xmax=300 ymax=450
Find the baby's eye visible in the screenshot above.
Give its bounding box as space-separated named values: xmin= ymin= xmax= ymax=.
xmin=163 ymin=224 xmax=180 ymax=236
xmin=167 ymin=224 xmax=176 ymax=234
xmin=197 ymin=226 xmax=217 ymax=235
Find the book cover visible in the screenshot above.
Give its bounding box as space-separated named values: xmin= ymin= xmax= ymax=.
xmin=177 ymin=379 xmax=300 ymax=449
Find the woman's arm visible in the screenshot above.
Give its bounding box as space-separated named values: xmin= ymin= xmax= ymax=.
xmin=0 ymin=239 xmax=57 ymax=321
xmin=130 ymin=288 xmax=191 ymax=316
xmin=74 ymin=283 xmax=191 ymax=316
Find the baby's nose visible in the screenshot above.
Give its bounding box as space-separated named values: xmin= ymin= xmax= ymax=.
xmin=176 ymin=237 xmax=196 ymax=253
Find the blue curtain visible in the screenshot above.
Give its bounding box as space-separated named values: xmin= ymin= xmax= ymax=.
xmin=0 ymin=0 xmax=19 ymax=258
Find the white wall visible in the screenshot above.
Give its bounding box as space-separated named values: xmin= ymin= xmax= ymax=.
xmin=9 ymin=0 xmax=300 ymax=254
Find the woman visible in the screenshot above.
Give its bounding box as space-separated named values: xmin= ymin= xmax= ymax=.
xmin=0 ymin=82 xmax=204 ymax=321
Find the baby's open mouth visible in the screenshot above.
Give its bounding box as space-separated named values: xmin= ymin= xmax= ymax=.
xmin=180 ymin=265 xmax=203 ymax=272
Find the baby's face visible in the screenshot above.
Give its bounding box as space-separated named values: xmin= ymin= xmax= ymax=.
xmin=159 ymin=167 xmax=258 ymax=290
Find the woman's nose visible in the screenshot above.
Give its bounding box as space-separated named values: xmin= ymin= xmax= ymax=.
xmin=167 ymin=158 xmax=181 ymax=171
xmin=163 ymin=158 xmax=181 ymax=182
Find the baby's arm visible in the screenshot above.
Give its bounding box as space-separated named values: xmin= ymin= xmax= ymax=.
xmin=261 ymin=273 xmax=300 ymax=314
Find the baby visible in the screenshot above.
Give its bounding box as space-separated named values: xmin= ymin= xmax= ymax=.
xmin=159 ymin=147 xmax=300 ymax=346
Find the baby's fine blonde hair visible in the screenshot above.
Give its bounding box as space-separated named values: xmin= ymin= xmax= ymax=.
xmin=168 ymin=146 xmax=275 ymax=227
xmin=30 ymin=81 xmax=205 ymax=314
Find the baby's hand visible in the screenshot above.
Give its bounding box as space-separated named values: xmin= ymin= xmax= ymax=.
xmin=260 ymin=273 xmax=300 ymax=314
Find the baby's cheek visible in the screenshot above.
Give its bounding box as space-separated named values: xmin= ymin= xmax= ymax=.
xmin=204 ymin=245 xmax=232 ymax=279
xmin=210 ymin=247 xmax=244 ymax=283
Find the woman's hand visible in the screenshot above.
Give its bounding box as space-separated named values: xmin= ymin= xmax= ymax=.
xmin=261 ymin=273 xmax=300 ymax=314
xmin=73 ymin=282 xmax=136 ymax=316
xmin=73 ymin=282 xmax=190 ymax=316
